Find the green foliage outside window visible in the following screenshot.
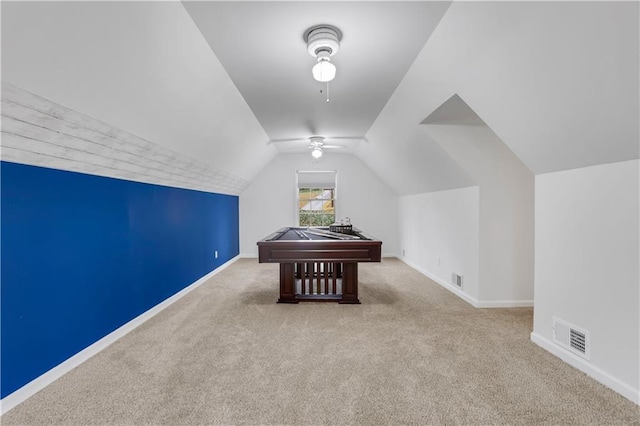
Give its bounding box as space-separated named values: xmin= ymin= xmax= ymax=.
xmin=298 ymin=187 xmax=335 ymax=227
xmin=299 ymin=212 xmax=335 ymax=226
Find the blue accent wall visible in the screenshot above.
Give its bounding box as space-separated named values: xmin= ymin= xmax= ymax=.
xmin=1 ymin=161 xmax=239 ymax=398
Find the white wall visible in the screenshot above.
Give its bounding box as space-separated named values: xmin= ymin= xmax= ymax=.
xmin=1 ymin=1 xmax=274 ymax=181
xmin=398 ymin=186 xmax=480 ymax=303
xmin=532 ymin=159 xmax=639 ymax=403
xmin=424 ymin=124 xmax=534 ymax=305
xmin=240 ymin=153 xmax=398 ymax=257
xmin=360 ymin=2 xmax=638 ymax=195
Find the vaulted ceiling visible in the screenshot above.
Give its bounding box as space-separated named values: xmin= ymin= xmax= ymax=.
xmin=2 ymin=1 xmax=638 ymax=196
xmin=183 ymin=1 xmax=449 ymax=153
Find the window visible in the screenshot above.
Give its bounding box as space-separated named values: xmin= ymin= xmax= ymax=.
xmin=298 ymin=187 xmax=335 ymax=226
xmin=297 ymin=171 xmax=337 ymax=227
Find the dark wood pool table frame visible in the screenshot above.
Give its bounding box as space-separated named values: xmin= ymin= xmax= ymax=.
xmin=257 ymin=227 xmax=382 ymax=304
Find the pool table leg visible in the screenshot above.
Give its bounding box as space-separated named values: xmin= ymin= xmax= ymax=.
xmin=278 ymin=262 xmax=299 ymax=303
xmin=340 ymin=262 xmax=361 ymax=304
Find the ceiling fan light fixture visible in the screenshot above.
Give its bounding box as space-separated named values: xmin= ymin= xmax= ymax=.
xmin=311 ymin=147 xmax=323 ymax=159
xmin=304 ymin=25 xmax=342 ymax=83
xmin=312 ymin=56 xmax=336 ymax=82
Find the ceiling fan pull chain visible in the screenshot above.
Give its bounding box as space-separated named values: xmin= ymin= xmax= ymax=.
xmin=326 ymin=82 xmax=330 ymax=103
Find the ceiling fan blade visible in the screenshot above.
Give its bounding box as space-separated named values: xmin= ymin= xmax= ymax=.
xmin=326 ymin=136 xmax=363 ymax=140
xmin=268 ymin=137 xmax=308 ymax=144
xmin=269 ymin=135 xmax=365 ymax=150
xmin=304 ymin=121 xmax=318 ymax=136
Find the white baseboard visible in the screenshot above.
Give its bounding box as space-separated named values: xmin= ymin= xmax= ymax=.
xmin=244 ymin=253 xmax=533 ymax=308
xmin=0 ymin=256 xmax=240 ymax=416
xmin=475 ymin=299 xmax=534 ymax=308
xmin=241 ymin=253 xmax=400 ymax=259
xmin=400 ymin=257 xmax=478 ymax=306
xmin=397 ymin=256 xmax=533 ymax=308
xmin=530 ymin=332 xmax=639 ymax=405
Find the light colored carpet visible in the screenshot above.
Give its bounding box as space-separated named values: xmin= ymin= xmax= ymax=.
xmin=2 ymin=258 xmax=638 ymax=425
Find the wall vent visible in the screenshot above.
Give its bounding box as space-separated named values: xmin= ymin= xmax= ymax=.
xmin=552 ymin=317 xmax=590 ymax=360
xmin=451 ymin=273 xmax=463 ymax=289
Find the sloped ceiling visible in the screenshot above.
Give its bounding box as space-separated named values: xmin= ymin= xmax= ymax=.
xmin=422 ymin=95 xmax=484 ymax=126
xmin=2 ymin=1 xmax=637 ymax=196
xmin=1 ymin=1 xmax=274 ymax=182
xmin=365 ymin=1 xmax=638 ymax=195
xmin=183 ymin=1 xmax=451 ymax=153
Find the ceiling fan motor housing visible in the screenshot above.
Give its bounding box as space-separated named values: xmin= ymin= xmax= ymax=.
xmin=309 ymin=136 xmax=325 ymax=148
xmin=305 ymin=25 xmax=342 ymax=57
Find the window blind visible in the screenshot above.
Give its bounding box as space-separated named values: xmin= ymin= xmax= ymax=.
xmin=296 ymin=171 xmax=337 ymax=188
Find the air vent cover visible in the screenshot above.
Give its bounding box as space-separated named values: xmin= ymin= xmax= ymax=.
xmin=553 ymin=317 xmax=590 ymax=360
xmin=451 ymin=273 xmax=463 ymax=289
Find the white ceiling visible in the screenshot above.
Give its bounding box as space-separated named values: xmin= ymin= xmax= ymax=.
xmin=1 ymin=1 xmax=275 ymax=181
xmin=2 ymin=1 xmax=637 ymax=196
xmin=183 ymin=1 xmax=451 ymax=154
xmin=422 ymin=95 xmax=485 ymax=126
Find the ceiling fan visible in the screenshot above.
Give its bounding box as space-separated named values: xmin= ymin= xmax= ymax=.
xmin=269 ymin=136 xmax=361 ymax=158
xmin=307 ymin=136 xmax=344 ymax=158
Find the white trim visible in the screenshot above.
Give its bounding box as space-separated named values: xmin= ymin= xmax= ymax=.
xmin=0 ymin=256 xmax=240 ymax=416
xmin=241 ymin=253 xmax=400 ymax=260
xmin=531 ymin=332 xmax=639 ymax=405
xmin=475 ymin=299 xmax=534 ymax=308
xmin=397 ymin=256 xmax=533 ymax=308
xmin=241 ymin=255 xmax=533 ymax=308
xmin=295 ymin=170 xmax=338 ymax=226
xmin=399 ymin=257 xmax=478 ymax=307
xmin=241 ymin=254 xmax=399 ymax=260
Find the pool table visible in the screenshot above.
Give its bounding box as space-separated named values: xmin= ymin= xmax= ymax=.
xmin=257 ymin=227 xmax=382 ymax=304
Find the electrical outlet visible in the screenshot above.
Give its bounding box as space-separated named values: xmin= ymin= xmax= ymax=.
xmin=214 ymin=250 xmax=218 ymax=259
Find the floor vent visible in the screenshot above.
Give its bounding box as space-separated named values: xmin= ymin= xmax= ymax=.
xmin=553 ymin=317 xmax=590 ymax=360
xmin=451 ymin=273 xmax=463 ymax=289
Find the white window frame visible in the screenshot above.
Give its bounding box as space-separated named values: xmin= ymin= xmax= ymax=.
xmin=295 ymin=170 xmax=338 ymax=227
